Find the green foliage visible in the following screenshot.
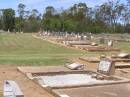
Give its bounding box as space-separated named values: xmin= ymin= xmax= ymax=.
xmin=15 ymin=17 xmax=24 ymax=32
xmin=64 ymin=19 xmax=76 ymax=32
xmin=0 ymin=19 xmax=2 ymax=29
xmin=22 ymin=19 xmax=41 ymax=32
xmin=1 ymin=1 xmax=130 ymax=33
xmin=2 ymin=8 xmax=15 ymax=32
xmin=18 ymin=3 xmax=26 ymax=19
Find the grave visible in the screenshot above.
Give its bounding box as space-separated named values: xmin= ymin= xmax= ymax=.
xmin=18 ymin=60 xmax=130 ymax=97
xmin=117 ymin=53 xmax=130 ymax=58
xmin=53 ymin=83 xmax=130 ymax=97
xmin=64 ymin=63 xmax=84 ymax=70
xmin=107 ymin=40 xmax=113 ymax=47
xmin=97 ymin=58 xmax=115 ymax=76
xmin=84 ymin=46 xmax=120 ymax=52
xmin=63 ymin=41 xmax=91 ymax=46
xmin=19 ymin=60 xmax=130 ymax=88
xmin=79 ymin=54 xmax=130 ymax=63
xmin=3 ymin=80 xmax=24 ymax=97
xmin=79 ymin=56 xmax=100 ymax=62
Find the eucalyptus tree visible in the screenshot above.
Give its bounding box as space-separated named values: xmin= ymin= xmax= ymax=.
xmin=120 ymin=0 xmax=130 ymax=33
xmin=78 ymin=3 xmax=88 ymax=16
xmin=69 ymin=4 xmax=78 ymax=16
xmin=24 ymin=9 xmax=41 ymax=32
xmin=2 ymin=8 xmax=15 ymax=32
xmin=30 ymin=9 xmax=39 ymax=19
xmin=18 ymin=3 xmax=26 ymax=19
xmin=0 ymin=9 xmax=3 ymax=29
xmin=125 ymin=0 xmax=130 ymax=24
xmin=17 ymin=3 xmax=26 ymax=32
xmin=96 ymin=0 xmax=125 ymax=33
xmin=42 ymin=6 xmax=56 ymax=32
xmin=44 ymin=6 xmax=55 ymax=18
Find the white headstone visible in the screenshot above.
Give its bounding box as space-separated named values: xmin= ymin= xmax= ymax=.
xmin=108 ymin=40 xmax=113 ymax=47
xmin=60 ymin=95 xmax=70 ymax=97
xmin=4 ymin=80 xmax=24 ymax=97
xmin=97 ymin=58 xmax=115 ymax=75
xmin=118 ymin=53 xmax=130 ymax=58
xmin=8 ymin=29 xmax=10 ymax=33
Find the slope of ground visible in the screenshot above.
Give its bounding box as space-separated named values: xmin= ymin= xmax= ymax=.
xmin=0 ymin=33 xmax=87 ymax=65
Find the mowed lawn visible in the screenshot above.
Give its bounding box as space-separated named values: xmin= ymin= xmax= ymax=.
xmin=0 ymin=33 xmax=87 ymax=66
xmin=0 ymin=33 xmax=129 ymax=66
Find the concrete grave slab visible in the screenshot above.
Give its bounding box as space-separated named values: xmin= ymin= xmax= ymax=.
xmin=53 ymin=83 xmax=130 ymax=97
xmin=18 ymin=66 xmax=130 ymax=97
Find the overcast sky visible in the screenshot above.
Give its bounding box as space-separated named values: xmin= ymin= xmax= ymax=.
xmin=0 ymin=0 xmax=127 ymax=12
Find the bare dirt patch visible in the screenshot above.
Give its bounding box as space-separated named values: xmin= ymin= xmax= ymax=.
xmin=0 ymin=66 xmax=54 ymax=97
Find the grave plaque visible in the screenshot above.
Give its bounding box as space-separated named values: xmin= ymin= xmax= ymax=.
xmin=97 ymin=58 xmax=115 ymax=76
xmin=108 ymin=40 xmax=113 ymax=47
xmin=4 ymin=80 xmax=24 ymax=97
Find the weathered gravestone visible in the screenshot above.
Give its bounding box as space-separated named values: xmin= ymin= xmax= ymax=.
xmin=97 ymin=58 xmax=115 ymax=76
xmin=108 ymin=40 xmax=113 ymax=47
xmin=4 ymin=80 xmax=24 ymax=97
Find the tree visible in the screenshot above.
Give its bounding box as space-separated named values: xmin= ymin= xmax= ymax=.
xmin=94 ymin=0 xmax=125 ymax=33
xmin=44 ymin=6 xmax=55 ymax=18
xmin=0 ymin=9 xmax=3 ymax=29
xmin=2 ymin=8 xmax=15 ymax=32
xmin=23 ymin=9 xmax=41 ymax=32
xmin=9 ymin=1 xmax=128 ymax=33
xmin=42 ymin=6 xmax=56 ymax=32
xmin=18 ymin=3 xmax=26 ymax=19
xmin=17 ymin=3 xmax=26 ymax=32
xmin=30 ymin=9 xmax=39 ymax=19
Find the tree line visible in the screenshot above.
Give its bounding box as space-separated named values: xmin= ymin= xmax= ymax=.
xmin=0 ymin=0 xmax=130 ymax=34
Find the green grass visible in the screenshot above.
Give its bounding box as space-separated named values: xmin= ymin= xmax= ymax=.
xmin=114 ymin=41 xmax=130 ymax=53
xmin=0 ymin=33 xmax=129 ymax=66
xmin=0 ymin=33 xmax=88 ymax=65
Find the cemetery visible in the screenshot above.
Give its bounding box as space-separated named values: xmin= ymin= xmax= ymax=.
xmin=1 ymin=0 xmax=130 ymax=97
xmin=17 ymin=58 xmax=130 ymax=97
xmin=0 ymin=33 xmax=129 ymax=97
xmin=36 ymin=32 xmax=122 ymax=52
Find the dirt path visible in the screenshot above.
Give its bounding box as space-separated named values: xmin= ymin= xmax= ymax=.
xmin=0 ymin=66 xmax=54 ymax=97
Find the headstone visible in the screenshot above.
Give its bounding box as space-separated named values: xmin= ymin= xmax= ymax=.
xmin=97 ymin=58 xmax=115 ymax=76
xmin=65 ymin=63 xmax=84 ymax=70
xmin=118 ymin=53 xmax=130 ymax=58
xmin=8 ymin=29 xmax=10 ymax=33
xmin=60 ymin=94 xmax=70 ymax=97
xmin=4 ymin=80 xmax=24 ymax=97
xmin=90 ymin=36 xmax=94 ymax=40
xmin=108 ymin=40 xmax=113 ymax=47
xmin=91 ymin=42 xmax=97 ymax=46
xmin=84 ymin=35 xmax=87 ymax=40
